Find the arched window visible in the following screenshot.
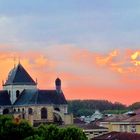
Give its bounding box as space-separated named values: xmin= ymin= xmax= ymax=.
xmin=18 ymin=108 xmax=20 ymax=112
xmin=28 ymin=108 xmax=33 ymax=115
xmin=22 ymin=108 xmax=24 ymax=112
xmin=3 ymin=108 xmax=9 ymax=114
xmin=13 ymin=109 xmax=16 ymax=112
xmin=41 ymin=108 xmax=47 ymax=119
xmin=16 ymin=90 xmax=20 ymax=98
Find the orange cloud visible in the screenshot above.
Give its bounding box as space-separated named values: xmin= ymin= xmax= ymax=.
xmin=131 ymin=51 xmax=140 ymax=66
xmin=0 ymin=46 xmax=140 ymax=105
xmin=96 ymin=50 xmax=119 ymax=66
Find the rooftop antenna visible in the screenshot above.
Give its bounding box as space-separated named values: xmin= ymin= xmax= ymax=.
xmin=2 ymin=80 xmax=4 ymax=86
xmin=18 ymin=56 xmax=20 ymax=64
xmin=36 ymin=78 xmax=38 ymax=85
xmin=13 ymin=56 xmax=16 ymax=68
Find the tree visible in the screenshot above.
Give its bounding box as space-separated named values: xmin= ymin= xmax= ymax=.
xmin=60 ymin=126 xmax=87 ymax=140
xmin=129 ymin=102 xmax=140 ymax=110
xmin=0 ymin=115 xmax=87 ymax=140
xmin=68 ymin=100 xmax=126 ymax=117
xmin=0 ymin=115 xmax=34 ymax=140
xmin=37 ymin=124 xmax=60 ymax=140
xmin=24 ymin=135 xmax=43 ymax=140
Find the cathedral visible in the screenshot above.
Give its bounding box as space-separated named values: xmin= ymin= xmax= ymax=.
xmin=0 ymin=63 xmax=73 ymax=125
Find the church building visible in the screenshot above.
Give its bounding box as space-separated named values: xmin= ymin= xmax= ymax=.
xmin=0 ymin=63 xmax=73 ymax=125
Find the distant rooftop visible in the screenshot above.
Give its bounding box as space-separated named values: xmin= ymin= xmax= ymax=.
xmin=101 ymin=114 xmax=130 ymax=122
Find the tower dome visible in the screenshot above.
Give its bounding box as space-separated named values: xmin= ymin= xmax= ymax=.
xmin=3 ymin=63 xmax=37 ymax=104
xmin=4 ymin=63 xmax=36 ymax=86
xmin=55 ymin=78 xmax=61 ymax=93
xmin=55 ymin=78 xmax=61 ymax=86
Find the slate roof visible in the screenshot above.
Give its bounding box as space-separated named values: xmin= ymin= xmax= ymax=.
xmin=0 ymin=90 xmax=11 ymax=106
xmin=77 ymin=123 xmax=108 ymax=130
xmin=60 ymin=123 xmax=108 ymax=131
xmin=4 ymin=63 xmax=36 ymax=85
xmin=101 ymin=114 xmax=129 ymax=122
xmin=14 ymin=89 xmax=67 ymax=106
xmin=92 ymin=131 xmax=140 ymax=140
xmin=92 ymin=132 xmax=120 ymax=140
xmin=73 ymin=118 xmax=85 ymax=124
xmin=124 ymin=114 xmax=140 ymax=122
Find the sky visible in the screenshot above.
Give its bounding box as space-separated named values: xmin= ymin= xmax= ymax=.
xmin=0 ymin=0 xmax=140 ymax=105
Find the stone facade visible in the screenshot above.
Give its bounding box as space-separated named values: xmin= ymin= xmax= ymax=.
xmin=13 ymin=104 xmax=73 ymax=125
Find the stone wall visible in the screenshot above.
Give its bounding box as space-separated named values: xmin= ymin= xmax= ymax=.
xmin=13 ymin=104 xmax=73 ymax=125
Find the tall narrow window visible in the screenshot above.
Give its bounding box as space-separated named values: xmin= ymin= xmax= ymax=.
xmin=22 ymin=108 xmax=24 ymax=112
xmin=13 ymin=109 xmax=16 ymax=112
xmin=18 ymin=108 xmax=20 ymax=112
xmin=41 ymin=108 xmax=47 ymax=119
xmin=131 ymin=125 xmax=136 ymax=133
xmin=16 ymin=90 xmax=20 ymax=98
xmin=124 ymin=125 xmax=127 ymax=132
xmin=9 ymin=91 xmax=11 ymax=98
xmin=28 ymin=108 xmax=33 ymax=115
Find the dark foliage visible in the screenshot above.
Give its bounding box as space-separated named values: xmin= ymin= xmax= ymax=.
xmin=0 ymin=115 xmax=87 ymax=140
xmin=129 ymin=102 xmax=140 ymax=110
xmin=68 ymin=100 xmax=127 ymax=116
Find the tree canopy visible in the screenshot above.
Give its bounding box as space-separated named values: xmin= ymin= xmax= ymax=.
xmin=68 ymin=100 xmax=127 ymax=116
xmin=0 ymin=115 xmax=87 ymax=140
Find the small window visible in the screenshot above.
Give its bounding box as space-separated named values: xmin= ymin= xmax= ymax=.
xmin=120 ymin=125 xmax=123 ymax=131
xmin=41 ymin=108 xmax=47 ymax=119
xmin=22 ymin=108 xmax=24 ymax=112
xmin=28 ymin=108 xmax=33 ymax=115
xmin=124 ymin=125 xmax=127 ymax=132
xmin=16 ymin=90 xmax=20 ymax=98
xmin=131 ymin=125 xmax=136 ymax=133
xmin=22 ymin=114 xmax=25 ymax=119
xmin=18 ymin=108 xmax=20 ymax=112
xmin=9 ymin=91 xmax=11 ymax=97
xmin=14 ymin=109 xmax=16 ymax=112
